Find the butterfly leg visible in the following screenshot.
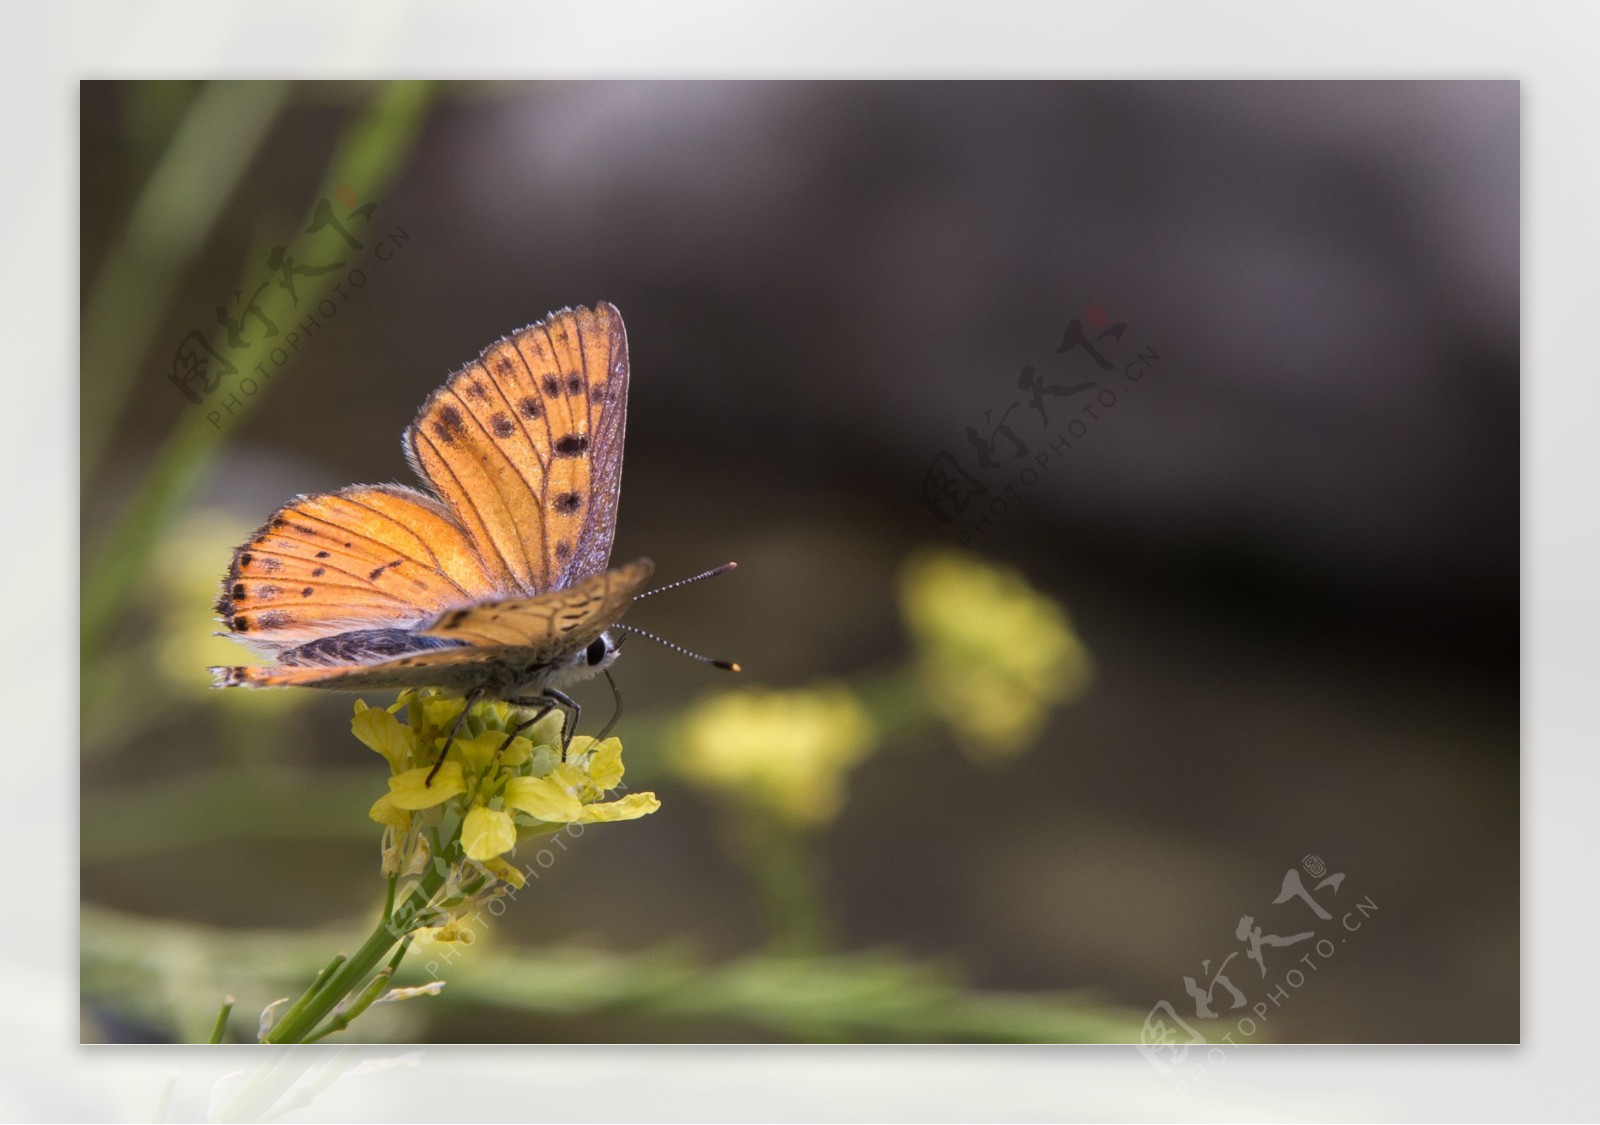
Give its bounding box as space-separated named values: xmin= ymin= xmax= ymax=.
xmin=544 ymin=688 xmax=581 ymax=759
xmin=493 ymin=698 xmax=561 ymax=759
xmin=425 ymin=687 xmax=485 ymax=786
xmin=495 ymin=689 xmax=583 ymax=760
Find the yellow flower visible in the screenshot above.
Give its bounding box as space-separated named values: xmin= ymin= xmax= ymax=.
xmin=673 ymin=686 xmax=877 ymax=826
xmin=354 ymin=691 xmax=659 ymax=874
xmin=898 ymin=549 xmax=1091 ymax=761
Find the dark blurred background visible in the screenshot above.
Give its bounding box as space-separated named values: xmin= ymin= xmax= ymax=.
xmin=80 ymin=81 xmax=1518 ymax=1043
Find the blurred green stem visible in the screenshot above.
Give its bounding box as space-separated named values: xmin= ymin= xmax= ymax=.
xmin=735 ymin=807 xmax=832 ymax=954
xmin=82 ymin=81 xmax=292 ymax=479
xmin=208 ymin=995 xmax=234 ymax=1044
xmin=81 ymin=80 xmax=435 ymax=660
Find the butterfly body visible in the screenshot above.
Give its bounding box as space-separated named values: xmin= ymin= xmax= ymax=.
xmin=211 ymin=303 xmax=647 ymax=707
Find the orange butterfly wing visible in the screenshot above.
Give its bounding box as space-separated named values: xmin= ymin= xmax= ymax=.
xmin=215 ymin=559 xmax=654 ymax=690
xmin=420 ymin=557 xmax=653 ymax=649
xmin=403 ymin=302 xmax=630 ymax=597
xmin=215 ymin=483 xmax=503 ymax=654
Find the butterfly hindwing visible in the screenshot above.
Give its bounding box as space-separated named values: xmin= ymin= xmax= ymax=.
xmin=403 ymin=303 xmax=630 ymax=597
xmin=211 ymin=559 xmax=654 ymax=691
xmin=420 ymin=557 xmax=654 ymax=654
xmin=213 ymin=644 xmax=526 ymax=692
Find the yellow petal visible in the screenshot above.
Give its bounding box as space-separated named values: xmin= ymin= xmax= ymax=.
xmin=503 ymin=775 xmax=583 ymax=822
xmin=576 ymin=792 xmax=661 ymax=823
xmin=462 ymin=805 xmax=518 ymax=861
xmin=551 ymin=762 xmax=586 ymax=791
xmin=367 ymin=794 xmax=411 ymax=829
xmin=586 ymin=738 xmax=625 ymax=790
xmin=498 ymin=737 xmax=534 ymax=768
xmin=422 ymin=696 xmax=467 ymax=737
xmin=352 ymin=702 xmax=419 ymax=772
xmin=453 ymin=731 xmax=506 ymax=773
xmin=386 ymin=763 xmax=465 ymax=809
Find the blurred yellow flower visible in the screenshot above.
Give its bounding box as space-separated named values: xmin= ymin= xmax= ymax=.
xmin=674 ymin=686 xmax=877 ymax=826
xmin=897 ymin=549 xmax=1091 ymax=761
xmin=355 ymin=692 xmax=658 ymax=873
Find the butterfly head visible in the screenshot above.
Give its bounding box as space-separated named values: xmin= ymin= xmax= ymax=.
xmin=545 ymin=630 xmax=622 ymax=690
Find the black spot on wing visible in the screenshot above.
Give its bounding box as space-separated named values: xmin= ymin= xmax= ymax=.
xmin=554 ymin=434 xmax=589 ymax=458
xmin=432 ymin=403 xmax=467 ymax=446
xmin=518 ymin=396 xmax=542 ymax=420
xmin=491 ymin=413 xmax=516 ymax=438
xmin=367 ymin=559 xmax=404 ymax=582
xmin=553 ymin=491 xmax=583 ymax=513
xmin=542 ymin=374 xmax=561 ymax=396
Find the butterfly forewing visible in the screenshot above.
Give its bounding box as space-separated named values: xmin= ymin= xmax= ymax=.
xmin=403 ymin=303 xmax=630 ymax=597
xmin=216 ymin=483 xmax=502 ymax=654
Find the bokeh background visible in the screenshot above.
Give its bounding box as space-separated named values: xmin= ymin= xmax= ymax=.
xmin=80 ymin=80 xmax=1518 ymax=1044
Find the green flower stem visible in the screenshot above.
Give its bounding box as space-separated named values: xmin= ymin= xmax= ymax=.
xmin=263 ymin=862 xmax=447 ymax=1044
xmin=303 ymin=966 xmax=393 ymax=1043
xmin=386 ymin=934 xmax=415 ymax=975
xmin=265 ymin=952 xmax=347 ymax=1041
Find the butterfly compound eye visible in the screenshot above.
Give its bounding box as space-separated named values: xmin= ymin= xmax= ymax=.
xmin=586 ymin=636 xmax=610 ymax=667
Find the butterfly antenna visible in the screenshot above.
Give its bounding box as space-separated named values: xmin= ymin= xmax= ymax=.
xmin=612 ymin=623 xmax=740 ymax=672
xmin=635 ymin=561 xmax=738 ymax=600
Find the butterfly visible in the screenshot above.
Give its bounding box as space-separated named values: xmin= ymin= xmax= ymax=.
xmin=210 ymin=302 xmax=724 ymax=757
